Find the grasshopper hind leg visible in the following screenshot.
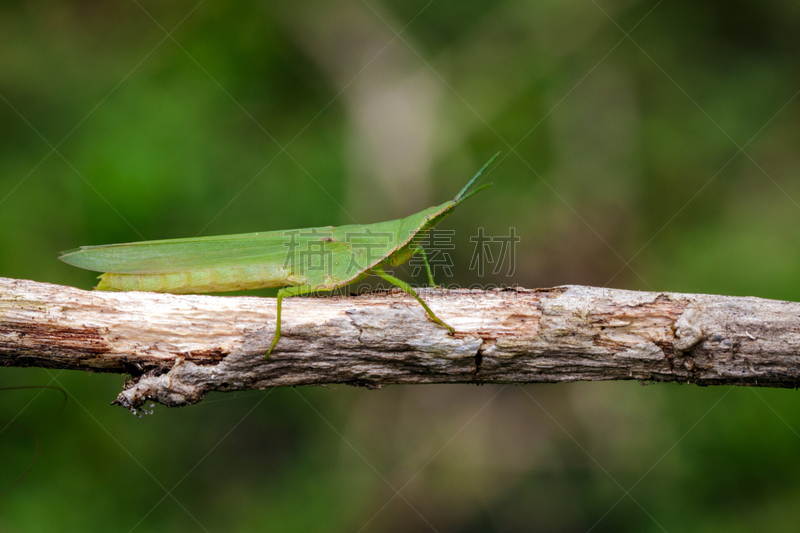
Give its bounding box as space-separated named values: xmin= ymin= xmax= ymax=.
xmin=266 ymin=284 xmax=319 ymax=359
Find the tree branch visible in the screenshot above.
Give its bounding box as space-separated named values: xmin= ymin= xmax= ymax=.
xmin=2 ymin=276 xmax=799 ymax=410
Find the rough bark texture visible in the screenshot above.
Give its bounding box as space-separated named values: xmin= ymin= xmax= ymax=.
xmin=1 ymin=276 xmax=799 ymax=410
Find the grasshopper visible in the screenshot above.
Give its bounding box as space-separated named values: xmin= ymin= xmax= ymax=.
xmin=60 ymin=153 xmax=499 ymax=357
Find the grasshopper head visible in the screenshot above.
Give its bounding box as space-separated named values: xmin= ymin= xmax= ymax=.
xmin=394 ymin=153 xmax=501 ymax=264
xmin=405 ymin=153 xmax=501 ymax=245
xmin=423 ymin=152 xmax=501 ymax=229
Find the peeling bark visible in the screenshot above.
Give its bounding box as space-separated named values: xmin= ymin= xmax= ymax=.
xmin=1 ymin=277 xmax=800 ymax=410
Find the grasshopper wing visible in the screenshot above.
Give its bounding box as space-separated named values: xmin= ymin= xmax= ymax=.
xmin=59 ymin=227 xmax=339 ymax=274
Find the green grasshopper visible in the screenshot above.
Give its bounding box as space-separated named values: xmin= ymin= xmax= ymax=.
xmin=60 ymin=153 xmax=499 ymax=357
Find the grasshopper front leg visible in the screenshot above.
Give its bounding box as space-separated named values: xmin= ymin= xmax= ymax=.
xmin=371 ymin=264 xmax=454 ymax=334
xmin=415 ymin=246 xmax=438 ymax=288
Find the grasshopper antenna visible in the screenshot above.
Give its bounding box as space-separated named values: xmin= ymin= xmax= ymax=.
xmin=454 ymin=152 xmax=501 ymax=204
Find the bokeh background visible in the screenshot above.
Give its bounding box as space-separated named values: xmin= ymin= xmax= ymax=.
xmin=2 ymin=0 xmax=800 ymax=531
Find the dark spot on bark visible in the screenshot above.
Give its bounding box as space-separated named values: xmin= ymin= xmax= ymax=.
xmin=654 ymin=339 xmax=675 ymax=359
xmin=186 ymin=349 xmax=227 ymax=364
xmin=121 ymin=361 xmax=148 ymax=377
xmin=502 ymin=314 xmax=528 ymax=326
xmin=533 ymin=286 xmax=568 ymax=295
xmin=0 ymin=322 xmax=109 ymax=355
xmin=0 ymin=322 xmax=113 ymax=371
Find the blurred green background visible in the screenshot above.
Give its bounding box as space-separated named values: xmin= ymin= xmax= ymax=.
xmin=2 ymin=0 xmax=800 ymax=531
